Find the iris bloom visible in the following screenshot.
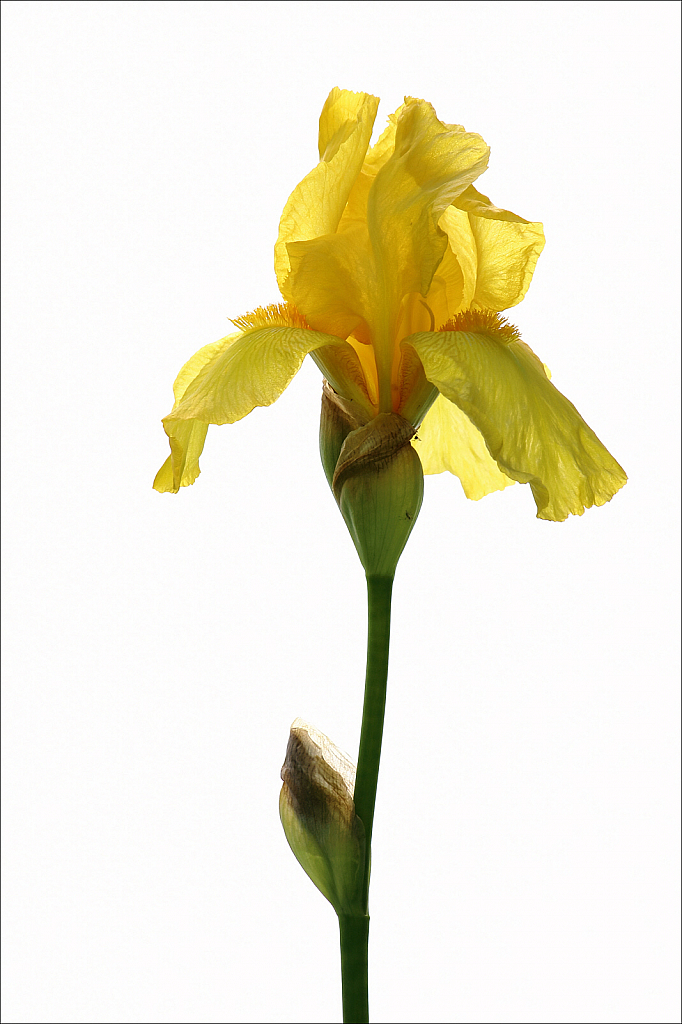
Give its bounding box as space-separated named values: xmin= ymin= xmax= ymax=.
xmin=154 ymin=89 xmax=626 ymax=521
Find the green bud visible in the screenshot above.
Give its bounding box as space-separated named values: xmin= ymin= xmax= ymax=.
xmin=279 ymin=718 xmax=365 ymax=917
xmin=320 ymin=382 xmax=424 ymax=578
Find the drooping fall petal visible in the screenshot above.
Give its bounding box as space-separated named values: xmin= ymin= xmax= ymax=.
xmin=153 ymin=420 xmax=209 ymax=493
xmin=153 ymin=336 xmax=228 ymax=493
xmin=414 ymin=393 xmax=516 ymax=499
xmin=406 ymin=312 xmax=627 ymax=520
xmin=155 ymin=306 xmax=344 ymax=493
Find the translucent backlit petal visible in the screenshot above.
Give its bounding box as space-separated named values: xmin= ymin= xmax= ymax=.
xmin=155 ymin=309 xmax=344 ymax=492
xmin=153 ymin=420 xmax=209 ymax=493
xmin=414 ymin=393 xmax=516 ymax=499
xmin=362 ymin=107 xmax=401 ymax=175
xmin=153 ymin=335 xmax=232 ymax=492
xmin=336 ymin=105 xmax=403 ymax=235
xmin=275 ymin=89 xmax=378 ymax=293
xmin=318 ymin=88 xmax=377 ymax=162
xmin=172 ymin=311 xmax=343 ymax=425
xmin=407 ymin=312 xmax=627 ymax=520
xmin=453 ymin=184 xmax=531 ymax=222
xmin=429 ymin=186 xmax=545 ymax=313
xmin=470 ymin=215 xmax=545 ymax=311
xmin=367 ymin=99 xmax=489 ymax=320
xmin=285 ymin=223 xmax=375 ymax=342
xmin=429 ymin=205 xmax=477 ymax=325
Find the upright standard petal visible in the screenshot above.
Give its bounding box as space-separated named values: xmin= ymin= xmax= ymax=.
xmin=155 ymin=305 xmax=344 ymax=492
xmin=469 ymin=216 xmax=545 ymax=311
xmin=275 ymin=89 xmax=378 ymax=293
xmin=365 ymin=99 xmax=489 ymax=408
xmin=285 ymin=223 xmax=376 ymax=344
xmin=452 ymin=185 xmax=545 ymax=311
xmin=429 ymin=205 xmax=478 ymax=326
xmin=367 ymin=99 xmax=489 ymax=318
xmin=407 ymin=311 xmax=627 ymax=521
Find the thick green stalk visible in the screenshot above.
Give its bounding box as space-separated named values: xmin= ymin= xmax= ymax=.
xmin=339 ymin=915 xmax=370 ymax=1023
xmin=339 ymin=574 xmax=394 ymax=1023
xmin=355 ymin=575 xmax=394 ymax=892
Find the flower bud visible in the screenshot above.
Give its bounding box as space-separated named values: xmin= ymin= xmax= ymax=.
xmin=320 ymin=382 xmax=424 ymax=578
xmin=279 ymin=718 xmax=365 ymax=917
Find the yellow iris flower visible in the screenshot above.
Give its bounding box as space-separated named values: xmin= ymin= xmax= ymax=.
xmin=154 ymin=88 xmax=626 ymax=521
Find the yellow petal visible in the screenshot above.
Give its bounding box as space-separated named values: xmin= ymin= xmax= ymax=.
xmin=451 ymin=186 xmax=545 ymax=311
xmin=286 ymin=223 xmax=375 ymax=343
xmin=275 ymin=89 xmax=378 ymax=293
xmin=318 ymin=87 xmax=376 ymax=161
xmin=362 ymin=106 xmax=401 ymax=175
xmin=453 ymin=184 xmax=533 ymax=223
xmin=367 ymin=99 xmax=489 ymax=320
xmin=407 ymin=311 xmax=627 ymax=520
xmin=414 ymin=393 xmax=516 ymax=500
xmin=173 ymin=315 xmax=344 ymax=424
xmin=470 ymin=216 xmax=545 ymax=311
xmin=153 ymin=420 xmax=209 ymax=493
xmin=155 ymin=307 xmax=344 ymax=492
xmin=429 ymin=205 xmax=477 ymax=326
xmin=335 ymin=105 xmax=404 ymax=235
xmin=153 ymin=335 xmax=230 ymax=492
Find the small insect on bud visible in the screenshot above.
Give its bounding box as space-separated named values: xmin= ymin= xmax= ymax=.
xmin=279 ymin=719 xmax=366 ymax=917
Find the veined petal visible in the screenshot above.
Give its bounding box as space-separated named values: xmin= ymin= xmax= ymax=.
xmin=153 ymin=420 xmax=209 ymax=493
xmin=318 ymin=88 xmax=375 ymax=161
xmin=275 ymin=89 xmax=378 ymax=293
xmin=362 ymin=107 xmax=401 ymax=175
xmin=153 ymin=335 xmax=229 ymax=492
xmin=155 ymin=305 xmax=344 ymax=492
xmin=470 ymin=216 xmax=545 ymax=311
xmin=452 ymin=186 xmax=545 ymax=311
xmin=336 ymin=103 xmax=404 ymax=232
xmin=367 ymin=99 xmax=489 ymax=321
xmin=175 ymin=307 xmax=344 ymax=423
xmin=453 ymin=184 xmax=532 ymax=222
xmin=414 ymin=392 xmax=516 ymax=499
xmin=407 ymin=311 xmax=627 ymax=521
xmin=286 ymin=223 xmax=376 ymax=343
xmin=429 ymin=206 xmax=477 ymax=325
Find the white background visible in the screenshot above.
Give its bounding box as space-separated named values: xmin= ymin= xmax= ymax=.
xmin=2 ymin=2 xmax=680 ymax=1022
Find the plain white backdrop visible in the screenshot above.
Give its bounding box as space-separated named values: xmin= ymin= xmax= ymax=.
xmin=2 ymin=2 xmax=680 ymax=1022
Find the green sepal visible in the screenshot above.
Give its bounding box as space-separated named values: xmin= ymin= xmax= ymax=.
xmin=320 ymin=382 xmax=424 ymax=577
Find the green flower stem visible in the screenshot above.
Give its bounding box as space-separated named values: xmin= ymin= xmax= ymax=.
xmin=355 ymin=574 xmax=394 ymax=888
xmin=339 ymin=915 xmax=370 ymax=1023
xmin=339 ymin=573 xmax=394 ymax=1023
